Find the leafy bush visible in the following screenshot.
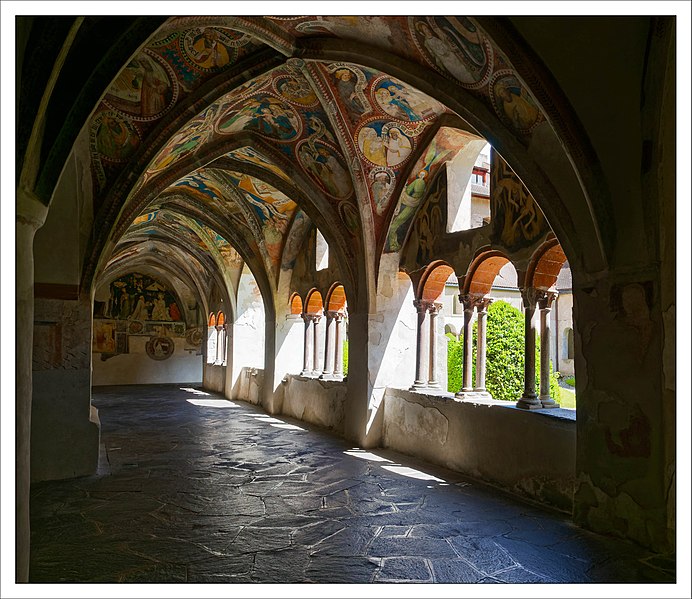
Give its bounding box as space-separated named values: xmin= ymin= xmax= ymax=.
xmin=446 ymin=300 xmax=560 ymax=403
xmin=564 ymin=376 xmax=575 ymax=387
xmin=342 ymin=339 xmax=349 ymax=376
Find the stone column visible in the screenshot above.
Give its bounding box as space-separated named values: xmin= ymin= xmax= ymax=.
xmin=311 ymin=314 xmax=322 ymax=377
xmin=300 ymin=313 xmax=312 ymax=376
xmin=538 ymin=291 xmax=559 ymax=407
xmin=428 ymin=302 xmax=442 ymax=388
xmin=474 ymin=297 xmax=493 ymax=397
xmin=333 ymin=312 xmax=345 ymax=380
xmin=320 ymin=311 xmax=336 ymax=380
xmin=456 ymin=294 xmax=476 ymax=397
xmin=517 ymin=288 xmax=542 ymax=409
xmin=410 ymin=299 xmax=430 ymax=390
xmin=16 ymin=188 xmax=48 ymax=583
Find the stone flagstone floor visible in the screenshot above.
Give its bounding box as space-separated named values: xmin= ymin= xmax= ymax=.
xmin=29 ymin=384 xmax=676 ymax=587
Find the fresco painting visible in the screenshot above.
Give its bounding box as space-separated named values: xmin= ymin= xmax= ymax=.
xmin=410 ymin=17 xmax=492 ymax=88
xmin=105 ymin=51 xmax=177 ymax=120
xmin=357 ymin=121 xmax=413 ymax=168
xmin=281 ymin=209 xmax=312 ymax=270
xmin=226 ymin=146 xmax=292 ymax=182
xmin=93 ymin=321 xmax=116 ymax=354
xmin=328 ymin=64 xmax=371 ymax=122
xmin=370 ymin=167 xmax=396 ymax=216
xmin=132 ymin=210 xmax=160 ymax=226
xmin=93 ymin=112 xmax=141 ymax=162
xmin=373 ymin=77 xmax=439 ymax=122
xmin=275 ymin=75 xmax=319 ymax=106
xmin=411 ymin=173 xmax=445 ymax=266
xmin=216 ymin=94 xmax=301 ymax=141
xmin=182 ymin=27 xmax=248 ymax=71
xmin=491 ymin=156 xmax=547 ymax=251
xmin=490 ymin=72 xmax=541 ymax=134
xmin=171 ymin=171 xmax=227 ymax=205
xmin=297 ymin=140 xmax=354 ymax=200
xmin=145 ymin=336 xmax=175 ymax=360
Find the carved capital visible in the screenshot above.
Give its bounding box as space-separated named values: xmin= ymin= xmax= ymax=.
xmin=413 ymin=299 xmax=433 ymax=313
xmin=537 ymin=290 xmax=559 ymax=310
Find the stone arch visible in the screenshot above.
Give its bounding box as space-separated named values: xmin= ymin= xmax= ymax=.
xmin=326 ymin=282 xmax=347 ymax=313
xmin=461 ymin=250 xmax=513 ymax=297
xmin=526 ymin=237 xmax=568 ymax=291
xmin=419 ymin=260 xmax=455 ymax=303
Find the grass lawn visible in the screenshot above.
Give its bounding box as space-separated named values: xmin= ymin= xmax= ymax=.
xmin=557 ymin=386 xmax=576 ymax=409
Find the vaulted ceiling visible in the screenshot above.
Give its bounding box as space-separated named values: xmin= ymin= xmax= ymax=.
xmin=25 ymin=16 xmax=556 ymax=314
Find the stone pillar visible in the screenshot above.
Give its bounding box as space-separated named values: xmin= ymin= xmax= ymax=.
xmin=456 ymin=294 xmax=476 ymax=397
xmin=16 ymin=189 xmax=48 ymax=583
xmin=428 ymin=302 xmax=442 ymax=388
xmin=333 ymin=312 xmax=345 ymax=380
xmin=300 ymin=313 xmax=312 ymax=376
xmin=311 ymin=314 xmax=322 ymax=376
xmin=538 ymin=291 xmax=559 ymax=407
xmin=320 ymin=311 xmax=336 ymax=380
xmin=517 ymin=288 xmax=542 ymax=409
xmin=474 ymin=297 xmax=493 ymax=397
xmin=410 ymin=299 xmax=430 ymax=390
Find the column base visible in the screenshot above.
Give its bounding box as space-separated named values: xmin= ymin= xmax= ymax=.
xmin=300 ymin=370 xmax=314 ymax=377
xmin=516 ymin=396 xmax=543 ymax=410
xmin=539 ymin=396 xmax=559 ymax=408
xmin=456 ymin=390 xmax=492 ymax=400
xmin=319 ymin=373 xmax=335 ymax=381
xmin=409 ymin=381 xmax=429 ymax=391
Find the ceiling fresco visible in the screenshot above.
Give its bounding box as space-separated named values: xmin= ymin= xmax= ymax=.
xmin=90 ymin=15 xmax=556 ymax=314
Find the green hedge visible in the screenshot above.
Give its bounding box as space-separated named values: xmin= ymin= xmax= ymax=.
xmin=447 ymin=300 xmax=560 ymax=403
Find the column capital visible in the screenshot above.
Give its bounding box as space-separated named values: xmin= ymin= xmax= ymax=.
xmin=16 ymin=187 xmax=49 ymax=230
xmin=413 ymin=298 xmax=433 ymax=313
xmin=428 ymin=302 xmax=443 ymax=315
xmin=537 ymin=290 xmax=559 ymax=310
xmin=520 ymin=287 xmax=543 ymax=308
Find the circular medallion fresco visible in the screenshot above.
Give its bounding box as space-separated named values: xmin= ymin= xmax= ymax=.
xmin=185 ymin=327 xmax=203 ymax=347
xmin=489 ymin=71 xmax=541 ymax=135
xmin=409 ymin=16 xmax=493 ymax=89
xmin=297 ymin=140 xmax=353 ymax=200
xmin=356 ymin=120 xmax=414 ymax=168
xmin=104 ymin=50 xmax=178 ymax=122
xmin=146 ymin=336 xmax=175 ymax=360
xmin=181 ymin=27 xmax=246 ymax=72
xmin=274 ymin=75 xmax=319 ymax=107
xmin=93 ymin=111 xmax=141 ymax=163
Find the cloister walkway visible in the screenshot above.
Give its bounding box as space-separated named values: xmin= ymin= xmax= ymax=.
xmin=29 ymin=384 xmax=675 ymax=586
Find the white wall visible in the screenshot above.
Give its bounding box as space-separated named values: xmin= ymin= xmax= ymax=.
xmin=93 ymin=336 xmax=202 ymax=385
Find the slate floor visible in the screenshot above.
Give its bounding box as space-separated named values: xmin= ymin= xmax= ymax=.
xmin=29 ymin=384 xmax=676 ymax=586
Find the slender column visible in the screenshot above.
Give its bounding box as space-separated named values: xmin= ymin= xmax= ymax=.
xmin=333 ymin=312 xmax=345 ymax=380
xmin=539 ymin=291 xmax=559 ymax=407
xmin=320 ymin=311 xmax=336 ymax=379
xmin=474 ymin=298 xmax=493 ymax=396
xmin=300 ymin=314 xmax=312 ymax=375
xmin=517 ymin=288 xmax=542 ymax=409
xmin=16 ymin=189 xmax=48 ymax=582
xmin=311 ymin=314 xmax=322 ymax=376
xmin=428 ymin=303 xmax=442 ymax=388
xmin=410 ymin=299 xmax=431 ymax=390
xmin=456 ymin=294 xmax=476 ymax=397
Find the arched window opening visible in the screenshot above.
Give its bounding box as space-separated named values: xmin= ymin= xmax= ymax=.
xmin=289 ymin=293 xmax=303 ymax=316
xmin=321 ymin=284 xmax=348 ymax=381
xmin=315 ymin=229 xmax=329 ymax=271
xmin=410 ymin=263 xmax=454 ymax=391
xmin=453 ymin=254 xmax=515 ymax=401
xmin=207 ymin=313 xmax=217 ymax=365
xmin=301 ymin=290 xmax=324 ymax=377
xmin=566 ymin=328 xmax=574 ymax=360
xmin=447 ymin=141 xmax=492 ymax=233
xmin=216 ymin=311 xmax=227 ymax=366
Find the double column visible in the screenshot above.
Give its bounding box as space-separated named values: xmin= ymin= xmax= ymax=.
xmin=320 ymin=311 xmax=346 ymax=380
xmin=455 ymin=294 xmax=492 ymax=399
xmin=516 ymin=288 xmax=558 ymax=409
xmin=410 ymin=299 xmax=442 ymax=390
xmin=301 ymin=313 xmax=320 ymax=376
